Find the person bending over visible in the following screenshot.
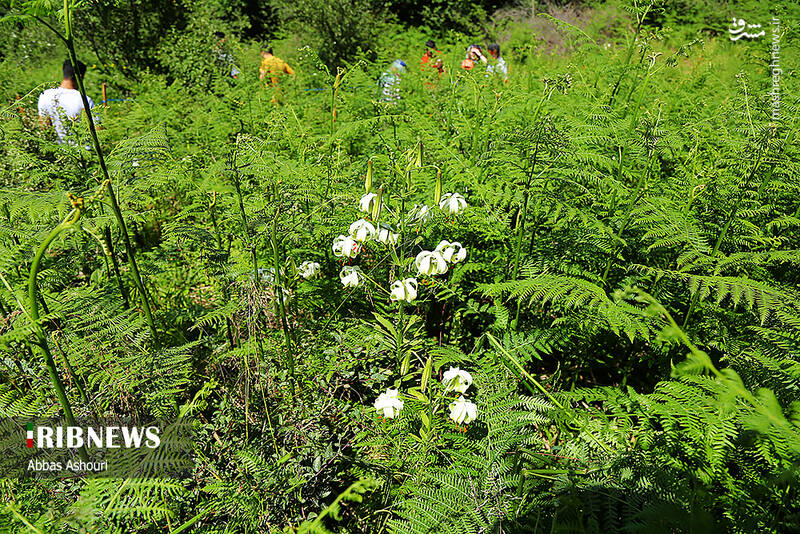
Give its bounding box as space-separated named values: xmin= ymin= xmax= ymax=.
xmin=461 ymin=44 xmax=487 ymax=71
xmin=214 ymin=31 xmax=240 ymax=78
xmin=259 ymin=47 xmax=295 ymax=86
xmin=421 ymin=39 xmax=444 ymax=75
xmin=487 ymin=43 xmax=508 ymax=80
xmin=38 ymin=59 xmax=96 ymax=144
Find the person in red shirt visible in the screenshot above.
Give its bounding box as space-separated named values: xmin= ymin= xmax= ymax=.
xmin=421 ymin=40 xmax=445 ymax=75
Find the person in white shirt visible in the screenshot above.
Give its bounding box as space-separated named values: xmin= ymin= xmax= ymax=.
xmin=38 ymin=59 xmax=95 ymax=144
xmin=486 ymin=43 xmax=508 ymax=81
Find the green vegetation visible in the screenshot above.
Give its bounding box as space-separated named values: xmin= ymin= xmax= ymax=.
xmin=0 ymin=0 xmax=799 ymax=532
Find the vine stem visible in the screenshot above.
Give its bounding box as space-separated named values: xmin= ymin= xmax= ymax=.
xmin=61 ymin=0 xmax=157 ymax=341
xmin=27 ymin=205 xmax=88 ymax=461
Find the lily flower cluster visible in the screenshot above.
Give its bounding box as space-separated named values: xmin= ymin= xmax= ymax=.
xmin=331 ymin=191 xmax=400 ymax=291
xmin=415 ymin=240 xmax=467 ymax=276
xmin=442 ymin=367 xmax=478 ymax=431
xmin=332 ymin=188 xmax=468 ymax=301
xmin=373 ymin=366 xmax=478 ymax=431
xmin=333 ymin=215 xmax=400 ymax=290
xmin=407 ymin=191 xmax=468 ymax=228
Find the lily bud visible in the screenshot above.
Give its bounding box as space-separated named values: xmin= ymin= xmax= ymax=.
xmin=400 ymin=352 xmax=411 ymax=376
xmin=434 ymin=170 xmax=442 ymax=205
xmin=365 ymin=159 xmax=373 ymax=194
xmin=414 ymin=142 xmax=423 ymax=168
xmin=421 ymin=356 xmax=433 ymax=393
xmin=372 ymin=186 xmax=383 ymax=221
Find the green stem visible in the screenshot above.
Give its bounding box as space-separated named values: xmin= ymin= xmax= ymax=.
xmin=230 ymin=156 xmax=260 ymax=435
xmin=608 ymin=2 xmax=652 ymax=107
xmin=397 ymin=169 xmax=409 ymax=376
xmin=682 ymin=149 xmax=765 ymax=327
xmin=208 ymin=196 xmax=235 ymax=349
xmin=51 ymin=333 xmax=89 ymax=407
xmin=62 ymin=1 xmax=157 ymax=341
xmin=103 ymin=226 xmax=130 ymax=308
xmin=270 ymin=212 xmax=295 ymax=378
xmin=27 ymin=209 xmax=88 ymax=461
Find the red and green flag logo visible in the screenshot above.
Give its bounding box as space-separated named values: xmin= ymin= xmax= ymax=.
xmin=27 ymin=423 xmax=34 ymax=448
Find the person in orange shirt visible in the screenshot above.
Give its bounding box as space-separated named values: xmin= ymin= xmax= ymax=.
xmin=259 ymin=47 xmax=295 ymax=86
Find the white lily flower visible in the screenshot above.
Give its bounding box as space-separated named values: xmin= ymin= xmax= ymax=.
xmin=439 ymin=192 xmax=467 ymax=215
xmin=449 ymin=396 xmax=478 ymax=425
xmin=408 ymin=204 xmax=432 ymax=223
xmin=332 ymin=235 xmax=360 ymax=258
xmin=435 ymin=240 xmax=467 ymax=264
xmin=255 ymin=267 xmax=277 ymax=284
xmin=374 ymin=388 xmax=404 ymax=419
xmin=359 ymin=192 xmax=377 ymax=214
xmin=415 ymin=250 xmax=448 ymax=276
xmin=339 ymin=265 xmax=364 ymax=288
xmin=442 ymin=367 xmax=473 ymax=394
xmin=390 ymin=278 xmax=418 ymax=302
xmin=349 ymin=219 xmax=377 ymax=243
xmin=298 ymin=261 xmax=321 ymax=279
xmin=376 ymin=224 xmax=399 ymax=245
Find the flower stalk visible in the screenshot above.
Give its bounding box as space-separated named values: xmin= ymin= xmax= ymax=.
xmin=62 ymin=0 xmax=157 ymax=342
